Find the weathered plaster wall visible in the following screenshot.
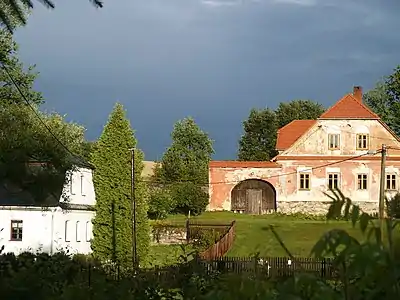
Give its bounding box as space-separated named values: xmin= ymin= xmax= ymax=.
xmin=286 ymin=119 xmax=400 ymax=156
xmin=209 ymin=160 xmax=400 ymax=215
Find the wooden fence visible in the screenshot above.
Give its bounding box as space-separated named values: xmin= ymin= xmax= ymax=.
xmin=197 ymin=221 xmax=236 ymax=260
xmin=195 ymin=256 xmax=337 ymax=278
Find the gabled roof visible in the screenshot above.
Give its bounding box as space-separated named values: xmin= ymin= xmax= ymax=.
xmin=319 ymin=94 xmax=380 ymax=119
xmin=275 ymin=120 xmax=316 ymax=150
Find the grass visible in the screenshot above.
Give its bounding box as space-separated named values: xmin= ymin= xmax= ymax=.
xmin=159 ymin=212 xmax=366 ymax=257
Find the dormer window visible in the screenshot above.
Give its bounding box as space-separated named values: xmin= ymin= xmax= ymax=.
xmin=328 ymin=134 xmax=340 ymax=150
xmin=356 ymin=134 xmax=369 ymax=150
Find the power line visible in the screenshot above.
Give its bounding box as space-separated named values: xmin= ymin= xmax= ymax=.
xmin=1 ymin=62 xmax=88 ymax=166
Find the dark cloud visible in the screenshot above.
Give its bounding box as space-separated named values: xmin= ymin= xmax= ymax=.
xmin=14 ymin=0 xmax=400 ymax=159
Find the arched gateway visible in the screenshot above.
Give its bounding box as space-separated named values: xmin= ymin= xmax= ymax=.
xmin=231 ymin=179 xmax=276 ymax=215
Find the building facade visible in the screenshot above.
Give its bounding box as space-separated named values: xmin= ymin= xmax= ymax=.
xmin=209 ymin=87 xmax=400 ymax=215
xmin=0 ymin=167 xmax=95 ymax=255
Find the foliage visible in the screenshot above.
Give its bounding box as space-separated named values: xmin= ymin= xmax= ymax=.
xmin=238 ymin=100 xmax=324 ymax=161
xmin=170 ymin=182 xmax=209 ymax=215
xmin=0 ymin=0 xmax=103 ymax=33
xmin=155 ymin=117 xmax=213 ymax=216
xmin=275 ymin=99 xmax=325 ymax=129
xmin=238 ymin=108 xmax=278 ymax=161
xmin=364 ymin=78 xmax=400 ymax=136
xmin=157 ymin=117 xmax=214 ymax=184
xmin=386 ymin=192 xmax=400 ymax=219
xmin=90 ymin=103 xmax=149 ymax=268
xmin=148 ymin=187 xmax=176 ymax=219
xmin=0 ymin=28 xmax=42 ymax=104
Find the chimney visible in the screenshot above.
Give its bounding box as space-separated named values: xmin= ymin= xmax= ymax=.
xmin=353 ymin=86 xmax=362 ymax=102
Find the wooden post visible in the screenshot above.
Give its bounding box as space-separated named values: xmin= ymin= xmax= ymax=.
xmin=379 ymin=144 xmax=387 ymax=242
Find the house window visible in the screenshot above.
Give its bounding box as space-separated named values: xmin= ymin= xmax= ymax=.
xmin=328 ymin=173 xmax=340 ymax=190
xmin=299 ymin=173 xmax=311 ymax=190
xmin=65 ymin=220 xmax=71 ymax=242
xmin=356 ymin=134 xmax=369 ymax=150
xmin=80 ymin=174 xmax=85 ymax=196
xmin=10 ymin=220 xmax=23 ymax=241
xmin=76 ymin=221 xmax=81 ymax=242
xmin=86 ymin=221 xmax=92 ymax=242
xmin=70 ymin=173 xmax=75 ymax=195
xmin=328 ymin=134 xmax=340 ymax=150
xmin=386 ymin=174 xmax=397 ymax=191
xmin=357 ymin=174 xmax=368 ymax=190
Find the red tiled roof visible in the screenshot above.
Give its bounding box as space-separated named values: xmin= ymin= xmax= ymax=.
xmin=209 ymin=161 xmax=281 ymax=168
xmin=319 ymin=94 xmax=380 ymax=119
xmin=275 ymin=120 xmax=316 ymax=150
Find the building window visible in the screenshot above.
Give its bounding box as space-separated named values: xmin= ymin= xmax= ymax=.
xmin=299 ymin=173 xmax=311 ymax=190
xmin=70 ymin=173 xmax=75 ymax=195
xmin=356 ymin=134 xmax=369 ymax=150
xmin=65 ymin=220 xmax=71 ymax=242
xmin=328 ymin=173 xmax=340 ymax=190
xmin=86 ymin=221 xmax=92 ymax=242
xmin=328 ymin=134 xmax=340 ymax=150
xmin=76 ymin=221 xmax=81 ymax=242
xmin=357 ymin=174 xmax=368 ymax=190
xmin=80 ymin=174 xmax=85 ymax=196
xmin=10 ymin=220 xmax=23 ymax=241
xmin=386 ymin=174 xmax=397 ymax=191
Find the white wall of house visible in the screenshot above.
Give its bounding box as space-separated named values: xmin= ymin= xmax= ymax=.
xmin=62 ymin=167 xmax=96 ymax=206
xmin=0 ymin=167 xmax=96 ymax=256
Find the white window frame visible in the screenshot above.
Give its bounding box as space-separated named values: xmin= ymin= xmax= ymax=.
xmin=85 ymin=221 xmax=92 ymax=242
xmin=327 ymin=173 xmax=340 ymax=190
xmin=357 ymin=173 xmax=368 ymax=190
xmin=386 ymin=173 xmax=397 ymax=191
xmin=356 ymin=134 xmax=369 ymax=150
xmin=298 ymin=172 xmax=311 ymax=190
xmin=70 ymin=173 xmax=75 ymax=195
xmin=65 ymin=220 xmax=70 ymax=242
xmin=76 ymin=221 xmax=81 ymax=242
xmin=80 ymin=174 xmax=86 ymax=196
xmin=328 ymin=133 xmax=340 ymax=150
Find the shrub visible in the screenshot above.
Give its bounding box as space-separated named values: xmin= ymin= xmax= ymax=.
xmin=148 ymin=187 xmax=176 ymax=220
xmin=170 ymin=182 xmax=208 ymax=216
xmin=387 ymin=192 xmax=400 ymax=219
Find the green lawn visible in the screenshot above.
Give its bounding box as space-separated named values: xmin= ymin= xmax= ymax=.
xmin=159 ymin=212 xmax=366 ymax=257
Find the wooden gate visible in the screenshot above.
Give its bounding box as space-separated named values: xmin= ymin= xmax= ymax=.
xmin=231 ymin=179 xmax=276 ymax=214
xmin=246 ymin=189 xmax=262 ymax=215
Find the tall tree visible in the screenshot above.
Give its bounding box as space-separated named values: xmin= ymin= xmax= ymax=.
xmin=363 ymin=67 xmax=400 ymax=136
xmin=238 ymin=108 xmax=277 ymax=161
xmin=0 ymin=28 xmax=43 ymax=105
xmin=90 ymin=103 xmax=149 ymax=267
xmin=157 ymin=117 xmax=214 ymax=215
xmin=0 ymin=28 xmax=87 ymax=204
xmin=275 ymin=99 xmax=325 ymax=129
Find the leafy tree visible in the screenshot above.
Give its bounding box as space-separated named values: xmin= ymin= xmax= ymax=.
xmin=238 ymin=108 xmax=277 ymax=161
xmin=90 ymin=103 xmax=149 ymax=268
xmin=0 ymin=29 xmax=87 ymax=204
xmin=0 ymin=28 xmax=43 ymax=105
xmin=275 ymin=99 xmax=325 ymax=129
xmin=157 ymin=117 xmax=213 ymax=215
xmin=363 ymin=80 xmax=400 ymax=136
xmin=0 ymin=0 xmax=103 ymax=32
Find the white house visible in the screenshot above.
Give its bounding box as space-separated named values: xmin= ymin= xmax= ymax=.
xmin=0 ymin=166 xmax=96 ymax=255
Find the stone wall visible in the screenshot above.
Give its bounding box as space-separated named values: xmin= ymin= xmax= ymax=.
xmin=151 ymin=226 xmax=187 ymax=245
xmin=277 ymin=201 xmax=378 ymax=216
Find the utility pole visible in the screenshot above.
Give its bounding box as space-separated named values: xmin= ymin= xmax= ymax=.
xmin=379 ymin=144 xmax=387 ymax=241
xmin=130 ymin=148 xmax=138 ymax=270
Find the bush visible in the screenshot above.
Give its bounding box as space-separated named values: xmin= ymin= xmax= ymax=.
xmin=387 ymin=192 xmax=400 ymax=219
xmin=148 ymin=187 xmax=176 ymax=219
xmin=170 ymin=182 xmax=208 ymax=216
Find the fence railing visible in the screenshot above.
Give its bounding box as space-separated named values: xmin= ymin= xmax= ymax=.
xmin=195 ymin=256 xmax=337 ymax=278
xmin=197 ymin=221 xmax=236 ymax=260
